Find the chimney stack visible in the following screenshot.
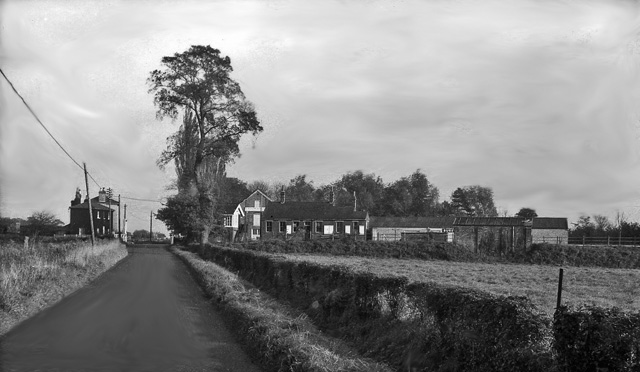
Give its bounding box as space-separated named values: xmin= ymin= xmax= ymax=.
xmin=98 ymin=188 xmax=107 ymax=203
xmin=280 ymin=186 xmax=286 ymax=204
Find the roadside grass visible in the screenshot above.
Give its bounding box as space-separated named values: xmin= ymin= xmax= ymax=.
xmin=171 ymin=246 xmax=392 ymax=372
xmin=279 ymin=254 xmax=640 ymax=315
xmin=0 ymin=238 xmax=128 ymax=336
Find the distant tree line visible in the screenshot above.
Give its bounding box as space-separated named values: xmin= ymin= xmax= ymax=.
xmin=570 ymin=212 xmax=640 ymax=237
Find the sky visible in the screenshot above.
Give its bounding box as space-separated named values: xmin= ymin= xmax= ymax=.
xmin=2 ymin=0 xmax=640 ymax=233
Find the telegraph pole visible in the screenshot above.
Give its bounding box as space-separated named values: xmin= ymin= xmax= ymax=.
xmin=118 ymin=194 xmax=121 ymax=238
xmin=83 ymin=162 xmax=95 ymax=246
xmin=123 ymin=204 xmax=127 ymax=242
xmin=107 ymin=187 xmax=113 ymax=236
xmin=150 ymin=211 xmax=153 ymax=242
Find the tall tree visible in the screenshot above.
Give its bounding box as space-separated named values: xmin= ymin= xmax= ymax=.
xmin=334 ymin=170 xmax=385 ymax=213
xmin=515 ymin=207 xmax=538 ymax=219
xmin=285 ymin=175 xmax=316 ymax=202
xmin=449 ymin=186 xmax=497 ymax=217
xmin=26 ymin=211 xmax=63 ymax=237
xmin=149 ymin=45 xmax=262 ymax=244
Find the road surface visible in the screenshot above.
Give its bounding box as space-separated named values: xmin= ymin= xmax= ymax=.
xmin=0 ymin=245 xmax=263 ymax=372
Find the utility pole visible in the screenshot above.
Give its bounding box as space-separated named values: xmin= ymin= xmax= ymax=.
xmin=83 ymin=162 xmax=95 ymax=246
xmin=150 ymin=211 xmax=153 ymax=242
xmin=123 ymin=204 xmax=127 ymax=242
xmin=107 ymin=187 xmax=113 ymax=236
xmin=118 ymin=194 xmax=121 ymax=238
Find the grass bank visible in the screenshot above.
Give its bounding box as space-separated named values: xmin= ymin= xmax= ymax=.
xmin=0 ymin=238 xmax=128 ymax=336
xmin=170 ymin=246 xmax=391 ymax=372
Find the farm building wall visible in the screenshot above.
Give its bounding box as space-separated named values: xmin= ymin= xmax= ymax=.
xmin=261 ymin=219 xmax=367 ymax=241
xmin=531 ymin=229 xmax=568 ymax=244
xmin=454 ymin=226 xmax=527 ymax=253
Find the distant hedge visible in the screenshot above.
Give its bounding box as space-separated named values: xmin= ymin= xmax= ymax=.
xmin=237 ymin=240 xmax=640 ymax=269
xmin=193 ymin=244 xmax=554 ymax=372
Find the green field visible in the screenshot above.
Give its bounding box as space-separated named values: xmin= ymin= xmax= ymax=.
xmin=281 ymin=254 xmax=640 ymax=315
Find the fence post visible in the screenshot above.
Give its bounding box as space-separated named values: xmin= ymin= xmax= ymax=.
xmin=582 ymin=236 xmax=585 ymax=247
xmin=556 ymin=268 xmax=564 ymax=310
xmin=607 ymin=236 xmax=610 ymax=246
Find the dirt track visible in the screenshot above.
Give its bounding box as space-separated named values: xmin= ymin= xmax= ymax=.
xmin=0 ymin=245 xmax=263 ymax=372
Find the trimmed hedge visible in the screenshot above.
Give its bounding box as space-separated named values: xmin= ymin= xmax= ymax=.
xmin=238 ymin=240 xmax=640 ymax=269
xmin=192 ymin=244 xmax=554 ymax=372
xmin=554 ymin=305 xmax=640 ymax=372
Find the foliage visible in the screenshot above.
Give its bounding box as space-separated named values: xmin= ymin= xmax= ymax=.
xmin=24 ymin=211 xmax=63 ymax=237
xmin=449 ymin=186 xmax=498 ymax=217
xmin=148 ymin=45 xmax=262 ymax=244
xmin=132 ymin=229 xmax=150 ymax=240
xmin=377 ymin=169 xmax=439 ymax=217
xmin=554 ymin=305 xmax=640 ymax=372
xmin=194 ymin=244 xmax=554 ymax=372
xmin=515 ymin=207 xmax=538 ymax=219
xmin=173 ymin=247 xmax=391 ymax=372
xmin=285 ymin=174 xmax=316 ymax=202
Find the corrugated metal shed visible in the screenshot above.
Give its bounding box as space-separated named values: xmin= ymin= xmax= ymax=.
xmin=532 ymin=217 xmax=568 ymax=230
xmin=368 ymin=216 xmax=456 ymax=228
xmin=453 ymin=217 xmax=525 ymax=227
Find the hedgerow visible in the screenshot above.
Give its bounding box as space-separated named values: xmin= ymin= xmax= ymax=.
xmin=191 ymin=244 xmax=555 ymax=371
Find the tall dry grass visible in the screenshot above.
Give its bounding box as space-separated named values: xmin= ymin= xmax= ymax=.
xmin=0 ymin=238 xmax=128 ymax=335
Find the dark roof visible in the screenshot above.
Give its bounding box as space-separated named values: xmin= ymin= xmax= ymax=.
xmin=69 ymin=201 xmax=113 ymax=211
xmin=453 ymin=217 xmax=525 ymax=227
xmin=263 ymin=202 xmax=367 ymax=221
xmin=532 ymin=217 xmax=568 ymax=230
xmin=220 ymin=203 xmax=240 ymax=215
xmin=369 ymin=216 xmax=456 ymax=228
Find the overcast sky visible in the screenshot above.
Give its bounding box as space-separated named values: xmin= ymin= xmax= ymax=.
xmin=2 ymin=0 xmax=640 ymax=233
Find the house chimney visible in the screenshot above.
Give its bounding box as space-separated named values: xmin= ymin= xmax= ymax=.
xmin=98 ymin=188 xmax=107 ymax=203
xmin=71 ymin=187 xmax=82 ymax=206
xmin=280 ymin=186 xmax=285 ymax=204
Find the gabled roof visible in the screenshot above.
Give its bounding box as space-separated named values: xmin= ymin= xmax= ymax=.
xmin=532 ymin=217 xmax=568 ymax=230
xmin=263 ymin=202 xmax=367 ymax=221
xmin=453 ymin=217 xmax=525 ymax=227
xmin=243 ymin=189 xmax=273 ymax=203
xmin=69 ymin=201 xmax=113 ymax=211
xmin=369 ymin=216 xmax=456 ymax=228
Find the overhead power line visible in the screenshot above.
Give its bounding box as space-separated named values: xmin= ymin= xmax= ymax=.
xmin=0 ymin=66 xmax=101 ymax=188
xmin=121 ymin=196 xmax=165 ymax=203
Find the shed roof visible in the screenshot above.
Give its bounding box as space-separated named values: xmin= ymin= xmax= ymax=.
xmin=263 ymin=202 xmax=367 ymax=221
xmin=369 ymin=216 xmax=456 ymax=228
xmin=453 ymin=217 xmax=525 ymax=227
xmin=220 ymin=203 xmax=241 ymax=215
xmin=532 ymin=217 xmax=568 ymax=230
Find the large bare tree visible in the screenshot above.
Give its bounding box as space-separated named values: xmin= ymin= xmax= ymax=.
xmin=148 ymin=45 xmax=262 ymax=244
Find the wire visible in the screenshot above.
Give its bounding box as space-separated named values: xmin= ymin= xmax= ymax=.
xmin=0 ymin=67 xmax=101 ymax=188
xmin=121 ymin=196 xmax=165 ymax=203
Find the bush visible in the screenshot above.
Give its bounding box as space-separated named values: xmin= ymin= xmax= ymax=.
xmin=554 ymin=305 xmax=640 ymax=372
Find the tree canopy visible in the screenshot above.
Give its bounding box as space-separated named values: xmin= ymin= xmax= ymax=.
xmin=515 ymin=207 xmax=538 ymax=219
xmin=149 ymin=45 xmax=262 ymax=244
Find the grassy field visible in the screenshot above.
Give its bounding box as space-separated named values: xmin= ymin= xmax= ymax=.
xmin=280 ymin=254 xmax=640 ymax=315
xmin=0 ymin=238 xmax=128 ymax=336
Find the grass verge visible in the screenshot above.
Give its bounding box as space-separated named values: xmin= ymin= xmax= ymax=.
xmin=0 ymin=238 xmax=128 ymax=336
xmin=170 ymin=246 xmax=391 ymax=372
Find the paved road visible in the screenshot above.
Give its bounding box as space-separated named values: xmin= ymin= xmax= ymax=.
xmin=0 ymin=245 xmax=263 ymax=372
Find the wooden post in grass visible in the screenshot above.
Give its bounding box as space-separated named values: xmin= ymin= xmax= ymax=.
xmin=84 ymin=162 xmax=95 ymax=246
xmin=556 ymin=268 xmax=564 ymax=309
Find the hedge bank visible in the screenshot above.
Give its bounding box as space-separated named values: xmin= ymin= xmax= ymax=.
xmin=192 ymin=244 xmax=554 ymax=371
xmin=238 ymin=240 xmax=640 ymax=269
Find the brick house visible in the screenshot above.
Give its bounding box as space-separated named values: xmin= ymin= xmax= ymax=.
xmin=368 ymin=216 xmax=456 ymax=242
xmin=261 ymin=190 xmax=368 ymax=241
xmin=68 ymin=188 xmax=118 ymax=237
xmin=221 ymin=189 xmax=272 ymax=242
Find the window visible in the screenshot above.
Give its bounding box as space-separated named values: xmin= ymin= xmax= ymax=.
xmin=315 ymin=221 xmax=323 ymax=233
xmin=304 ymin=221 xmax=311 ymax=231
xmin=345 ymin=225 xmax=351 ymax=234
xmin=96 ymin=211 xmax=101 ymax=220
xmin=279 ymin=221 xmax=286 ymax=233
xmin=353 ymin=221 xmax=359 ymax=234
xmin=252 ymin=228 xmax=260 ymax=235
xmin=324 ymin=224 xmax=334 ymax=235
xmin=266 ymin=221 xmax=273 ymax=232
xmin=254 ymin=200 xmax=260 ymax=208
xmin=336 ymin=221 xmax=344 ymax=234
xmin=293 ymin=221 xmax=300 ymax=232
xmin=253 ymin=214 xmax=261 ymax=227
xmin=223 ymin=216 xmax=232 ymax=227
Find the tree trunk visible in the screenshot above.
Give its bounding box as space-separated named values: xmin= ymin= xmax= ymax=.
xmin=200 ymin=225 xmax=210 ymax=248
